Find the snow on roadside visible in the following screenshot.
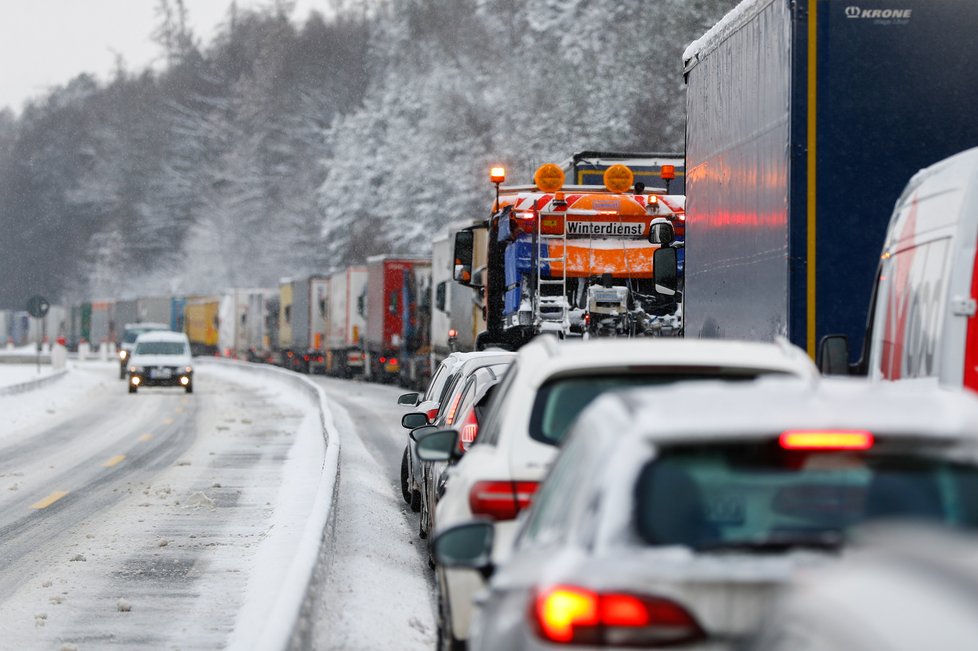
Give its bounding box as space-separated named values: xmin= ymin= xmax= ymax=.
xmin=0 ymin=363 xmax=53 ymax=389
xmin=0 ymin=363 xmax=328 ymax=649
xmin=309 ymin=393 xmax=436 ymax=650
xmin=0 ymin=363 xmax=112 ymax=440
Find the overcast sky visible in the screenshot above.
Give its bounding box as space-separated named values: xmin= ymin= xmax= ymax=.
xmin=0 ymin=0 xmax=325 ymax=113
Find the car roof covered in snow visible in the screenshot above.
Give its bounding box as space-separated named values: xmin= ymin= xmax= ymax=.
xmin=134 ymin=330 xmax=189 ymax=344
xmin=124 ymin=322 xmax=169 ymax=332
xmin=599 ymin=377 xmax=978 ymax=445
xmin=512 ymin=336 xmax=818 ymax=391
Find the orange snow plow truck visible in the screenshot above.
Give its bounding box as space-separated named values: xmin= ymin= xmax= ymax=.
xmin=452 ymin=160 xmax=684 ymax=351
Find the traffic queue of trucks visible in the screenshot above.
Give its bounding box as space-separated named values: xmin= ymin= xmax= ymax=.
xmin=2 ymin=152 xmax=687 ymax=388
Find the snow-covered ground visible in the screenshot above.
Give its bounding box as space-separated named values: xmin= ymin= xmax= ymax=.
xmin=0 ymin=362 xmax=55 ymax=389
xmin=304 ymin=377 xmax=437 ymax=651
xmin=0 ymin=361 xmax=327 ymax=649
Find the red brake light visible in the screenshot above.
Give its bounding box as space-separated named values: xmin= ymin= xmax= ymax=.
xmin=459 ymin=408 xmax=479 ymax=451
xmin=469 ymin=480 xmax=539 ymax=520
xmin=535 ymin=586 xmax=599 ymax=643
xmin=379 ymin=356 xmax=387 ymax=363
xmin=532 ymin=586 xmax=705 ymax=646
xmin=425 ymin=407 xmax=439 ymax=422
xmin=303 ymin=354 xmax=310 ymax=361
xmin=445 ymin=391 xmax=463 ymax=425
xmin=779 ymin=430 xmax=874 ymax=450
xmin=390 ymin=357 xmax=398 ymax=365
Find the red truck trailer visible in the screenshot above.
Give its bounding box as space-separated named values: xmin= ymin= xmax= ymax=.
xmin=364 ymin=255 xmax=432 ymax=385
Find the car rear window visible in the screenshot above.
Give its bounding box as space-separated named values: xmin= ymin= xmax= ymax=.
xmin=135 ymin=341 xmax=187 ymax=355
xmin=529 ymin=372 xmax=765 ymax=446
xmin=635 ymin=442 xmax=978 ymax=551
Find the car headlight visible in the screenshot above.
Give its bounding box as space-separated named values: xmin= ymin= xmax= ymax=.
xmin=129 ymin=366 xmax=144 ymax=374
xmin=119 ymin=350 xmax=128 ymax=360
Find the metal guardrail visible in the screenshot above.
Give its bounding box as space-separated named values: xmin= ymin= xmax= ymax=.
xmin=0 ymin=369 xmax=68 ymax=396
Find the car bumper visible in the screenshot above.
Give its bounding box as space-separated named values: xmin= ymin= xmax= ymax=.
xmin=130 ymin=369 xmax=193 ymax=388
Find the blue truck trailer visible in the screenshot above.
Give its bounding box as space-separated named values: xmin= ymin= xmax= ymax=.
xmin=683 ymin=0 xmax=978 ymax=359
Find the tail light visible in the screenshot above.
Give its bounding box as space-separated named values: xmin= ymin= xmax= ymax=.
xmin=779 ymin=430 xmax=873 ymax=450
xmin=458 ymin=407 xmax=479 ymax=452
xmin=425 ymin=407 xmax=440 ymax=422
xmin=389 ymin=357 xmax=398 ymax=366
xmin=531 ymin=585 xmax=705 ymax=646
xmin=380 ymin=356 xmax=387 ymax=363
xmin=469 ymin=480 xmax=539 ymax=520
xmin=303 ymin=354 xmax=311 ymax=361
xmin=445 ymin=391 xmax=463 ymax=425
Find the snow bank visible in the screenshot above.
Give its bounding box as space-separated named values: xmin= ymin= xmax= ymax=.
xmin=0 ymin=364 xmax=64 ymax=395
xmin=196 ymin=360 xmax=341 ymax=651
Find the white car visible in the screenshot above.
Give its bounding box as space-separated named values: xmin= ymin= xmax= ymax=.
xmin=399 ymin=351 xmax=515 ymax=514
xmin=127 ymin=331 xmax=194 ymax=394
xmin=435 ymin=378 xmax=978 ymax=651
xmin=117 ymin=322 xmax=169 ymax=379
xmin=421 ymin=336 xmax=820 ymax=649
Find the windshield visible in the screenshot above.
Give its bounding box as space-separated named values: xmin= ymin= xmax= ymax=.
xmin=635 ymin=442 xmax=978 ymax=551
xmin=124 ymin=327 xmax=163 ymax=343
xmin=529 ymin=372 xmax=770 ymax=446
xmin=134 ymin=341 xmax=187 ymax=356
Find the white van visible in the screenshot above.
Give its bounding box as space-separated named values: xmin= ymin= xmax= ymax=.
xmin=821 ymin=147 xmax=978 ymax=392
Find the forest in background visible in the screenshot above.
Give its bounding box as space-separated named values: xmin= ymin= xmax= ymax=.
xmin=0 ymin=0 xmax=736 ymax=308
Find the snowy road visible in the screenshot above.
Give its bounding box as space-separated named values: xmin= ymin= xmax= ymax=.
xmin=0 ymin=363 xmax=324 ymax=649
xmin=304 ymin=376 xmax=436 ymax=650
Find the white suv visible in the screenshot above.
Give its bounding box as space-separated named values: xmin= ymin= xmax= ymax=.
xmin=127 ymin=331 xmax=194 ymax=394
xmin=420 ymin=336 xmax=819 ymax=649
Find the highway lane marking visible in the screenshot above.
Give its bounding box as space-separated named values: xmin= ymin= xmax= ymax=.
xmin=139 ymin=434 xmax=153 ymax=442
xmin=103 ymin=455 xmax=126 ymax=468
xmin=31 ymin=491 xmax=68 ymax=509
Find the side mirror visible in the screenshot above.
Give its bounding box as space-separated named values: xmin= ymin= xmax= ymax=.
xmin=408 ymin=424 xmax=437 ymax=442
xmin=401 ymin=412 xmax=429 ymax=429
xmin=652 ymin=246 xmax=678 ymax=296
xmin=416 ymin=428 xmax=460 ymax=462
xmin=648 ymin=218 xmax=675 ymax=246
xmin=398 ymin=392 xmax=420 ymax=406
xmin=818 ymin=335 xmax=850 ymax=375
xmin=453 ymin=230 xmax=475 ymax=286
xmin=433 ymin=521 xmax=495 ymax=579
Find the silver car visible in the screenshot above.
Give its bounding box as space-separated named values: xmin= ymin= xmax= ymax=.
xmin=434 ymin=378 xmax=978 ymax=650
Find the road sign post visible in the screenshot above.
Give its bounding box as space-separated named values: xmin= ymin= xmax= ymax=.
xmin=26 ymin=295 xmax=50 ymax=374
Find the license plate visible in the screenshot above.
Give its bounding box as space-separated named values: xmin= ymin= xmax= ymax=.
xmin=150 ymin=368 xmax=172 ymax=379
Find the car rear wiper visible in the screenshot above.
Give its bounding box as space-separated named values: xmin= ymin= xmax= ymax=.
xmin=694 ymin=532 xmax=843 ymax=553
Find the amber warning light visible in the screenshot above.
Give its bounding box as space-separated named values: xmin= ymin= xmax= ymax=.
xmin=779 ymin=430 xmax=874 ymax=450
xmin=490 ymin=166 xmax=506 ymax=184
xmin=661 ymin=164 xmax=676 ymax=181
